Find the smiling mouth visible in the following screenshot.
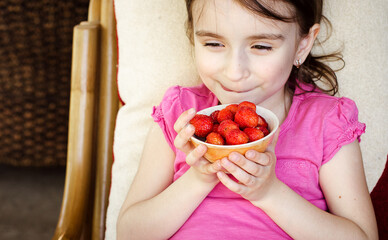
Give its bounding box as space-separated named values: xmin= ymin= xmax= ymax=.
xmin=221 ymin=84 xmax=250 ymax=93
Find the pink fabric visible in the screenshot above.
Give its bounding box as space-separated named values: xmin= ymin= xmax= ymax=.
xmin=152 ymin=83 xmax=365 ymax=239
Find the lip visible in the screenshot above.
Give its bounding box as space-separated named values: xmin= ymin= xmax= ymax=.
xmin=221 ymin=84 xmax=251 ymax=93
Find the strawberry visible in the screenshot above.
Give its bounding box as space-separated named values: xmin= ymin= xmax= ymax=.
xmin=218 ymin=119 xmax=239 ymax=138
xmin=225 ymin=129 xmax=249 ymax=145
xmin=210 ymin=110 xmax=220 ymax=123
xmin=217 ymin=108 xmax=234 ymax=123
xmin=238 ymin=101 xmax=256 ymax=111
xmin=243 ymin=127 xmax=265 ymax=142
xmin=234 ymin=106 xmax=259 ymax=129
xmin=191 ymin=102 xmax=270 ymax=146
xmin=225 ymin=104 xmax=238 ymax=115
xmin=257 ymin=125 xmax=270 ymax=136
xmin=212 ymin=123 xmax=220 ymax=133
xmin=189 ymin=114 xmax=214 ymax=138
xmin=257 ymin=115 xmax=268 ymax=129
xmin=206 ymin=132 xmax=225 ymax=145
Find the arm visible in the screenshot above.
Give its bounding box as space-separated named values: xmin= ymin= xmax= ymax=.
xmin=218 ymin=140 xmax=378 ymax=240
xmin=117 ymin=109 xmax=222 ymax=240
xmin=318 ymin=140 xmax=378 ymax=239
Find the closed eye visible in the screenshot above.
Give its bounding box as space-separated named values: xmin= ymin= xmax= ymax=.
xmin=252 ymin=45 xmax=272 ymax=51
xmin=204 ymin=42 xmax=224 ymax=48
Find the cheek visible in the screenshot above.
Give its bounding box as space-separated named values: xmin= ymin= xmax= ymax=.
xmin=194 ymin=48 xmax=222 ymax=78
xmin=256 ymin=51 xmax=295 ymax=81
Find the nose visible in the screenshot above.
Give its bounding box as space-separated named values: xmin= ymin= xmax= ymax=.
xmin=224 ymin=49 xmax=250 ymax=82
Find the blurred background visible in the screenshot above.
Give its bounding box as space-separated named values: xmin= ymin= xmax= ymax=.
xmin=0 ymin=1 xmax=89 ymax=239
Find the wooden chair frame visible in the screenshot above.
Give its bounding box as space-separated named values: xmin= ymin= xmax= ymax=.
xmin=52 ymin=0 xmax=119 ymax=239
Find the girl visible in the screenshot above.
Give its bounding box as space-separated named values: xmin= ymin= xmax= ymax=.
xmin=117 ymin=0 xmax=378 ymax=239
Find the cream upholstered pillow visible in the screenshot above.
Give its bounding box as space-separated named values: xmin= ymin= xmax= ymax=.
xmin=322 ymin=1 xmax=388 ymax=188
xmin=105 ymin=1 xmax=199 ymax=239
xmin=106 ymin=1 xmax=388 ymax=239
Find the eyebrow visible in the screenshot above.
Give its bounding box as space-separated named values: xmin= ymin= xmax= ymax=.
xmin=195 ymin=30 xmax=285 ymax=41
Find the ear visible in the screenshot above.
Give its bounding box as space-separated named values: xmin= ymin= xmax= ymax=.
xmin=294 ymin=23 xmax=320 ymax=66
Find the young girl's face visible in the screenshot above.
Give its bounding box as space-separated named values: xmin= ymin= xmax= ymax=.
xmin=192 ymin=0 xmax=302 ymax=109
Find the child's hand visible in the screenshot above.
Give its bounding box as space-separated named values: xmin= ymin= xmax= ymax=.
xmin=173 ymin=108 xmax=223 ymax=184
xmin=217 ymin=130 xmax=280 ymax=203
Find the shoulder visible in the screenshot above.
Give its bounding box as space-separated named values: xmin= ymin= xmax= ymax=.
xmin=159 ymin=84 xmax=218 ymax=112
xmin=292 ymin=82 xmax=360 ymax=118
xmin=151 ymin=84 xmax=218 ymax=150
xmin=294 ymin=91 xmax=365 ymax=138
xmin=294 ymin=91 xmax=360 ymax=120
xmin=293 ymin=91 xmax=365 ymax=163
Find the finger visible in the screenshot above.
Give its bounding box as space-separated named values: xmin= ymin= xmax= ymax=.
xmin=201 ymin=160 xmax=223 ymax=174
xmin=220 ymin=158 xmax=254 ymax=187
xmin=185 ymin=144 xmax=207 ymax=166
xmin=245 ymin=150 xmax=270 ymax=166
xmin=228 ymin=152 xmax=261 ymax=176
xmin=217 ymin=171 xmax=246 ymax=195
xmin=174 ymin=123 xmax=195 ymax=153
xmin=173 ymin=108 xmax=196 ymax=133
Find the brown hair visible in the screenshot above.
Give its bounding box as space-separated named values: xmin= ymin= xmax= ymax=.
xmin=185 ymin=0 xmax=344 ymax=96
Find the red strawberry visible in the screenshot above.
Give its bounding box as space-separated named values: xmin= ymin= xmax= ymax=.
xmin=234 ymin=106 xmax=259 ymax=129
xmin=225 ymin=104 xmax=238 ymax=115
xmin=257 ymin=115 xmax=268 ymax=129
xmin=212 ymin=123 xmax=220 ymax=133
xmin=210 ymin=110 xmax=220 ymax=123
xmin=257 ymin=125 xmax=270 ymax=136
xmin=189 ymin=114 xmax=214 ymax=138
xmin=206 ymin=132 xmax=225 ymax=145
xmin=225 ymin=129 xmax=249 ymax=145
xmin=238 ymin=101 xmax=256 ymax=111
xmin=243 ymin=127 xmax=265 ymax=142
xmin=217 ymin=108 xmax=234 ymax=123
xmin=218 ymin=119 xmax=239 ymax=138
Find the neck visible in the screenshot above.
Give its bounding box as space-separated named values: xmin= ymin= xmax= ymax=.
xmin=260 ymin=87 xmax=293 ymax=125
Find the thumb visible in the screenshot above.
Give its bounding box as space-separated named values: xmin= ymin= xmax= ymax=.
xmin=266 ymin=128 xmax=279 ymax=153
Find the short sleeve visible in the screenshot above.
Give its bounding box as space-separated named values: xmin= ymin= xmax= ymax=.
xmin=151 ymin=84 xmax=219 ymax=153
xmin=151 ymin=86 xmax=183 ymax=153
xmin=322 ymin=97 xmax=366 ymax=164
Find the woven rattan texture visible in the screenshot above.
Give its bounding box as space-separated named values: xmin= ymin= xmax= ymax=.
xmin=0 ymin=0 xmax=89 ymax=166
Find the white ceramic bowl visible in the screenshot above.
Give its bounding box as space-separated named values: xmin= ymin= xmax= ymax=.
xmin=190 ymin=104 xmax=279 ymax=163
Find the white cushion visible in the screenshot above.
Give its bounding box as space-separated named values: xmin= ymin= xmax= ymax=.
xmin=105 ymin=1 xmax=199 ymax=239
xmin=106 ymin=1 xmax=388 ymax=239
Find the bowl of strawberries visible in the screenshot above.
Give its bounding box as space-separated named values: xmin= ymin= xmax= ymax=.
xmin=189 ymin=101 xmax=279 ymax=163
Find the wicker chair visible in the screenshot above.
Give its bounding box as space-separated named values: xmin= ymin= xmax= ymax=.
xmin=52 ymin=0 xmax=118 ymax=239
xmin=0 ymin=0 xmax=89 ymax=167
xmin=52 ymin=0 xmax=388 ymax=239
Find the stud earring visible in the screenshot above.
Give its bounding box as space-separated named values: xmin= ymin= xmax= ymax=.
xmin=295 ymin=59 xmax=302 ymax=68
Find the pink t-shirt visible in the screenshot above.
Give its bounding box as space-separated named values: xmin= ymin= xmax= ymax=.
xmin=152 ymin=83 xmax=365 ymax=239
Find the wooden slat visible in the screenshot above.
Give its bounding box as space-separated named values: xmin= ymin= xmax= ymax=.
xmin=92 ymin=0 xmax=119 ymax=239
xmin=52 ymin=22 xmax=99 ymax=240
xmin=88 ymin=0 xmax=101 ymax=22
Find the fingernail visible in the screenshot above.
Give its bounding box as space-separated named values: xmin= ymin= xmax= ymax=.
xmin=229 ymin=154 xmax=238 ymax=162
xmin=186 ymin=124 xmax=195 ymax=133
xmin=198 ymin=144 xmax=206 ymax=152
xmin=246 ymin=150 xmax=255 ymax=159
xmin=188 ymin=108 xmax=196 ymax=115
xmin=215 ymin=161 xmax=222 ymax=170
